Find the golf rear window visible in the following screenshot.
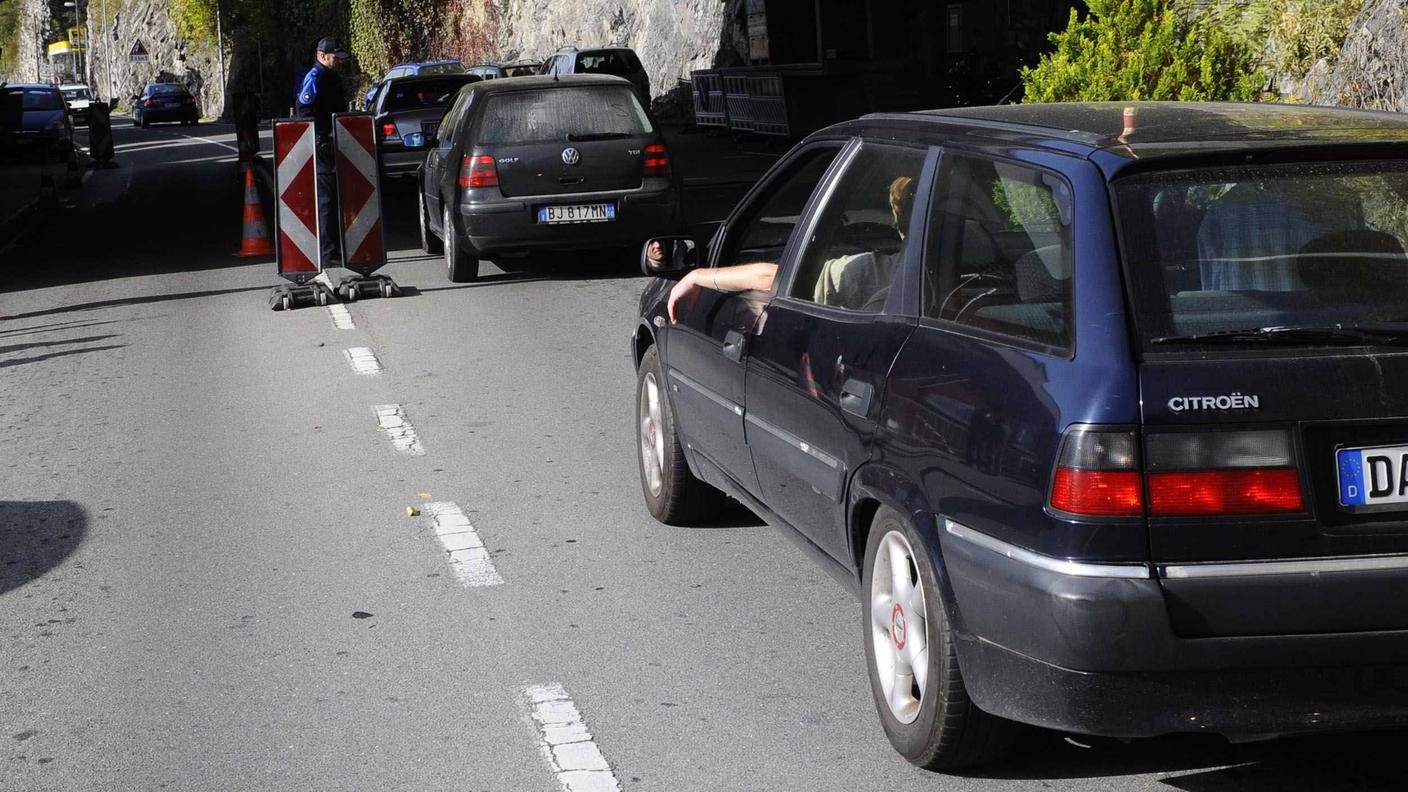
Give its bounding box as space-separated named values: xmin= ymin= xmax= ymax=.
xmin=7 ymin=89 xmax=63 ymax=110
xmin=1115 ymin=160 xmax=1408 ymax=343
xmin=477 ymin=86 xmax=651 ymax=144
xmin=381 ymin=78 xmax=472 ymax=111
xmin=150 ymin=85 xmax=187 ymax=96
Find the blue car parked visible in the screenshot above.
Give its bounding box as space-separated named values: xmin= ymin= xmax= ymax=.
xmin=362 ymin=60 xmax=464 ymax=110
xmin=634 ymin=102 xmax=1408 ymax=769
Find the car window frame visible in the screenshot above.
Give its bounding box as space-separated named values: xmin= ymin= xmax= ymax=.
xmin=706 ymin=138 xmax=855 ymax=291
xmin=916 ymin=146 xmax=1078 ymax=359
xmin=776 ymin=138 xmax=935 ymax=318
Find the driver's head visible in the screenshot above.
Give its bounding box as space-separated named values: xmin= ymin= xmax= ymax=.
xmin=889 ymin=176 xmax=916 ymax=236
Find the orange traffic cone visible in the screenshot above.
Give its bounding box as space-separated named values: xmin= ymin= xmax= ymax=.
xmin=236 ymin=162 xmax=273 ymax=257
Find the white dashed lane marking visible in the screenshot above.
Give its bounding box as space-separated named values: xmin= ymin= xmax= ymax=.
xmin=523 ymin=684 xmax=622 ymax=792
xmin=423 ymin=502 xmax=503 ymax=587
xmin=373 ymin=404 xmax=424 ymax=455
xmin=345 ymin=347 xmax=382 ymax=375
xmin=328 ymin=304 xmax=355 ymax=329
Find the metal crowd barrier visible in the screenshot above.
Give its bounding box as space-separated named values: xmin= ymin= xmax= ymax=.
xmin=690 ymin=71 xmax=728 ymax=128
xmin=692 ymin=69 xmax=793 ymax=137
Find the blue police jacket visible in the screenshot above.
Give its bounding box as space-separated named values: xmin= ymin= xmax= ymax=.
xmin=294 ymin=62 xmax=347 ymax=136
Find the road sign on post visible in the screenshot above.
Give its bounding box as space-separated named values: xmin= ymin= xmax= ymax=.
xmin=273 ymin=120 xmax=320 ymax=283
xmin=332 ymin=113 xmax=386 ymax=276
xmin=128 ymin=39 xmax=148 ymax=62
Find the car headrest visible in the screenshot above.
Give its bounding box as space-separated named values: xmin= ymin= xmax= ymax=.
xmin=1297 ymin=230 xmax=1408 ymax=293
xmin=1014 ymin=245 xmax=1069 ymax=303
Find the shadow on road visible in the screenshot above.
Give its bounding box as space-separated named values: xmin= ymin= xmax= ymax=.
xmin=0 ymin=286 xmax=269 ymax=321
xmin=0 ymin=501 xmax=87 ymax=596
xmin=961 ymin=727 xmax=1408 ymax=789
xmin=0 ymin=344 xmax=126 ymax=369
xmin=0 ymin=333 xmax=120 ymax=355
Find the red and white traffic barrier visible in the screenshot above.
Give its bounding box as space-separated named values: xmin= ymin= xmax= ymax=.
xmin=333 ymin=113 xmax=386 ymax=276
xmin=273 ymin=119 xmax=320 ymax=282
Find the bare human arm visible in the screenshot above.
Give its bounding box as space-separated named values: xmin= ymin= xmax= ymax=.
xmin=667 ymin=263 xmax=778 ymax=324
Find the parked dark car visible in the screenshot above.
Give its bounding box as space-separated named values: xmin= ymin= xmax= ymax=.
xmin=419 ymin=74 xmax=680 ymax=282
xmin=632 ymin=101 xmax=1408 ymax=769
xmin=373 ymin=73 xmax=481 ymax=180
xmin=132 ymin=83 xmax=198 ymax=127
xmin=0 ymin=83 xmax=76 ymax=165
xmin=362 ymin=60 xmax=465 ymax=110
xmin=540 ymin=47 xmax=649 ymax=106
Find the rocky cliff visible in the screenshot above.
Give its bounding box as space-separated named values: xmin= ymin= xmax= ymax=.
xmin=83 ymin=0 xmax=224 ymax=114
xmin=3 ymin=0 xmax=222 ymax=114
xmin=493 ymin=0 xmax=742 ymax=104
xmin=1314 ymin=0 xmax=1408 ymax=110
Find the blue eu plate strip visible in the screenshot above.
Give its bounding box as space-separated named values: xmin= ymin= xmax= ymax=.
xmin=1338 ymin=449 xmax=1366 ymax=505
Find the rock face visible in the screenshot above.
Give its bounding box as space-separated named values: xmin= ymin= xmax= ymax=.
xmin=1313 ymin=0 xmax=1408 ymax=110
xmin=9 ymin=0 xmax=49 ymax=82
xmin=84 ymin=0 xmax=224 ymax=115
xmin=3 ymin=0 xmax=223 ymax=116
xmin=493 ymin=0 xmax=742 ymax=104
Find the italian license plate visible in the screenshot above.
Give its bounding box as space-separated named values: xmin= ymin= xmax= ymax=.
xmin=537 ymin=203 xmax=615 ymax=224
xmin=1337 ymin=444 xmax=1408 ymax=508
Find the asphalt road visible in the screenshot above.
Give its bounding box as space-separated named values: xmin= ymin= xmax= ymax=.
xmin=2 ymin=119 xmax=1406 ymax=792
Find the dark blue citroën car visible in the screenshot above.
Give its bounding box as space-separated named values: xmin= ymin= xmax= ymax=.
xmin=632 ymin=102 xmax=1408 ymax=770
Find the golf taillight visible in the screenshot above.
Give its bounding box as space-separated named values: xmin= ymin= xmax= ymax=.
xmin=1048 ymin=427 xmax=1143 ymax=517
xmin=643 ymin=143 xmax=670 ymax=178
xmin=381 ymin=121 xmax=397 ymax=138
xmin=1146 ymin=430 xmax=1302 ymax=516
xmin=143 ymin=98 xmax=153 ymax=107
xmin=459 ymin=154 xmax=498 ymax=188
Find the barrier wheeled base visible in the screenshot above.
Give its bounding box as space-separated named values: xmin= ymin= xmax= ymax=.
xmin=330 ymin=273 xmax=401 ymax=302
xmin=270 ymin=281 xmax=337 ymax=311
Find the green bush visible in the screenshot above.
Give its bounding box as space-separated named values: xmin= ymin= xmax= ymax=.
xmin=1257 ymin=0 xmax=1364 ymax=80
xmin=1020 ymin=0 xmax=1269 ymax=103
xmin=170 ymin=0 xmax=218 ymax=44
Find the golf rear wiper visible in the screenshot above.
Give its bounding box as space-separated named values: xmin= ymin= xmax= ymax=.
xmin=1152 ymin=324 xmax=1408 ymax=346
xmin=565 ymin=131 xmax=632 ymax=142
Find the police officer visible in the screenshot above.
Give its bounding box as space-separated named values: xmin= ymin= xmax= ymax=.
xmin=295 ymin=36 xmax=349 ymax=267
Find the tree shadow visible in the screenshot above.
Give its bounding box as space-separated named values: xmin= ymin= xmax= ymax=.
xmin=0 ymin=334 xmax=120 ymax=355
xmin=0 ymin=501 xmax=87 ymax=597
xmin=0 ymin=286 xmax=268 ymax=321
xmin=0 ymin=344 xmax=127 ymax=369
xmin=0 ymin=318 xmax=137 ymax=338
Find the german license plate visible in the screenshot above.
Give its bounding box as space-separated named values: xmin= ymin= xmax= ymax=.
xmin=1338 ymin=444 xmax=1408 ymax=507
xmin=537 ymin=203 xmax=615 ymax=224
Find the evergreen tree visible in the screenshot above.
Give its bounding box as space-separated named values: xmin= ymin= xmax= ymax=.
xmin=1021 ymin=0 xmax=1269 ymax=103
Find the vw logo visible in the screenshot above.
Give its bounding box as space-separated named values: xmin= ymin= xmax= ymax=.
xmin=561 ymin=147 xmax=581 ymax=166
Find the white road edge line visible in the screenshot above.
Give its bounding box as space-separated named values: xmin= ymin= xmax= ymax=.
xmin=423 ymin=502 xmax=503 ymax=587
xmin=523 ymin=683 xmax=622 ymax=792
xmin=344 ymin=347 xmax=382 ymax=375
xmin=328 ymin=305 xmax=356 ymax=330
xmin=373 ymin=404 xmax=424 ymax=455
xmin=177 ymin=130 xmax=241 ymax=153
